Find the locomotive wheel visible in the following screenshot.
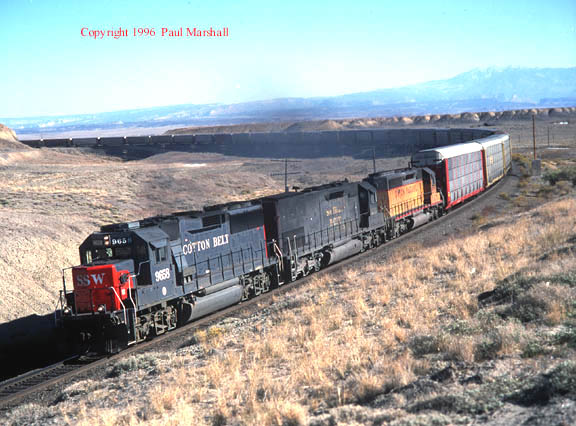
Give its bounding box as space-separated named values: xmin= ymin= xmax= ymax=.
xmin=253 ymin=276 xmax=263 ymax=296
xmin=168 ymin=306 xmax=177 ymax=330
xmin=242 ymin=284 xmax=250 ymax=301
xmin=261 ymin=273 xmax=271 ymax=293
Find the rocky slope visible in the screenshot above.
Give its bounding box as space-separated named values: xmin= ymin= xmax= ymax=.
xmin=0 ymin=124 xmax=28 ymax=151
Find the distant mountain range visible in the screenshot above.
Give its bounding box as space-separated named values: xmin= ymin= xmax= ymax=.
xmin=4 ymin=67 xmax=575 ymax=138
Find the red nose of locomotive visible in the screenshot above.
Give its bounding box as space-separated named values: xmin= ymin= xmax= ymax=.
xmin=72 ymin=264 xmax=133 ymax=314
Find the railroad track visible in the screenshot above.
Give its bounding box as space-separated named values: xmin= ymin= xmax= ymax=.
xmin=0 ymin=173 xmax=516 ymax=413
xmin=0 ymin=356 xmax=89 ymax=411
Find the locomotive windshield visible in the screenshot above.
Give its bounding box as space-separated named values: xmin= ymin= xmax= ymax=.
xmin=82 ymin=246 xmax=133 ymax=264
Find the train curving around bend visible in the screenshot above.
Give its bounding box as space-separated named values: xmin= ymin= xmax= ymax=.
xmin=57 ymin=133 xmax=511 ymax=353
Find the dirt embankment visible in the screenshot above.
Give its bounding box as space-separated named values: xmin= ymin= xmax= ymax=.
xmin=168 ymin=107 xmax=576 ymax=135
xmin=0 ymin=124 xmax=28 ymax=151
xmin=0 ymin=123 xmax=41 ymax=165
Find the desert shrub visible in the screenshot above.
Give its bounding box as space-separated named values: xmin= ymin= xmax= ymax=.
xmin=409 ymin=335 xmax=440 ymax=356
xmin=470 ymin=213 xmax=487 ymax=226
xmin=548 ymin=361 xmax=576 ymax=397
xmin=513 ymin=154 xmax=532 ymax=177
xmin=56 ymin=380 xmax=98 ymax=402
xmin=408 ymin=377 xmax=519 ymax=415
xmin=537 ymin=180 xmax=573 ymax=198
xmin=475 ymin=332 xmax=503 ymax=361
xmin=543 ymin=166 xmax=576 ymax=186
xmin=487 ymin=271 xmax=576 ymax=308
xmin=504 ymin=293 xmax=549 ymax=323
xmin=4 ymin=404 xmax=57 ymax=426
xmin=506 ymin=361 xmax=576 ymax=405
xmin=555 ymin=326 xmax=576 ymax=348
xmin=473 ymin=309 xmax=504 ymax=330
xmin=106 ymin=353 xmax=159 ymax=377
xmin=499 ymin=282 xmax=572 ymax=325
xmin=486 ymin=273 xmax=535 ymax=305
xmin=443 ymin=319 xmax=477 ymax=336
xmin=521 ymin=340 xmax=550 ymax=358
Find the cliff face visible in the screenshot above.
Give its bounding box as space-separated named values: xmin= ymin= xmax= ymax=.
xmin=0 ymin=124 xmax=29 ymax=151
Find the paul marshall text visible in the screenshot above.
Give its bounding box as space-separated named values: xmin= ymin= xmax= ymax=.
xmin=162 ymin=27 xmax=229 ymax=37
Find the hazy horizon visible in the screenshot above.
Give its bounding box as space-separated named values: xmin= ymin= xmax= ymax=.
xmin=1 ymin=0 xmax=575 ymax=118
xmin=2 ymin=65 xmax=575 ymax=122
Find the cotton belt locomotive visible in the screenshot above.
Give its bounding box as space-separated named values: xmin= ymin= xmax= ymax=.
xmin=57 ymin=134 xmax=511 ymax=353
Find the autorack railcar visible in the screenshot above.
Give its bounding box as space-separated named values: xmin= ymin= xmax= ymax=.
xmin=411 ymin=142 xmax=485 ymax=209
xmin=477 ymin=134 xmax=511 ymax=186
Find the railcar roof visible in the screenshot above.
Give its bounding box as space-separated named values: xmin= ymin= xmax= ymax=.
xmin=367 ymin=167 xmax=421 ymax=181
xmin=413 ymin=142 xmax=483 ymax=160
xmin=475 ymin=134 xmax=509 ymax=148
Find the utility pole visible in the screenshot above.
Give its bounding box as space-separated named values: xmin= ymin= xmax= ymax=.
xmin=271 ymin=159 xmax=301 ymax=192
xmin=532 ymin=115 xmax=537 ymax=160
xmin=360 ymin=147 xmax=377 ymax=174
xmin=547 ymin=126 xmax=550 ymax=147
xmin=531 ymin=115 xmax=541 ymax=176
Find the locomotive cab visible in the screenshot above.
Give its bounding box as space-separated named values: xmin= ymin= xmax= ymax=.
xmin=71 ymin=231 xmax=143 ymax=314
xmin=60 ymin=221 xmax=183 ymax=352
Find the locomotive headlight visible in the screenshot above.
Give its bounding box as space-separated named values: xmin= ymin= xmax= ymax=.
xmin=97 ymin=305 xmax=106 ymax=313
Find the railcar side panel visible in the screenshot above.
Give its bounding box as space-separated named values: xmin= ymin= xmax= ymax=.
xmin=503 ymin=135 xmax=512 ymax=172
xmin=445 ymin=150 xmax=484 ymax=207
xmin=411 ymin=142 xmax=485 ymax=209
xmin=481 ymin=140 xmax=505 ymax=186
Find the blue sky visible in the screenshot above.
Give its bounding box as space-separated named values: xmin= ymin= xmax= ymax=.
xmin=1 ymin=0 xmax=575 ymax=117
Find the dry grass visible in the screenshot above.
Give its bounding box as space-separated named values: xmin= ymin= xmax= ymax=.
xmin=22 ymin=194 xmax=575 ymax=425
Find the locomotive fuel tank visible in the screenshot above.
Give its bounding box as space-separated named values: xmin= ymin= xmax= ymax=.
xmin=178 ymin=283 xmax=244 ymax=324
xmin=323 ymin=239 xmax=363 ymax=266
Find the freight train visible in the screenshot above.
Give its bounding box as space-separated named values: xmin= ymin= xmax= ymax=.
xmin=56 ymin=133 xmax=511 ymax=353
